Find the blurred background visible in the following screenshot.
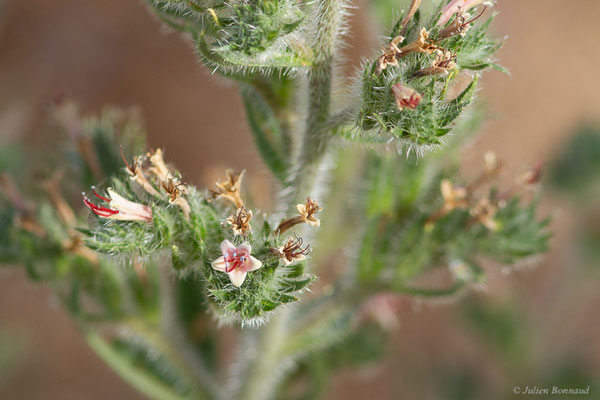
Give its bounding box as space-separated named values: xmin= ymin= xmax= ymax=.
xmin=0 ymin=0 xmax=599 ymax=399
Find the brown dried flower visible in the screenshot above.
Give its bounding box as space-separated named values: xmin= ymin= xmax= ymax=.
xmin=376 ymin=36 xmax=403 ymax=75
xmin=276 ymin=196 xmax=323 ymax=234
xmin=413 ymin=49 xmax=457 ymax=77
xmin=208 ymin=169 xmax=245 ymax=209
xmin=275 ymin=235 xmax=311 ymax=266
xmin=470 ymin=196 xmax=498 ymax=230
xmin=296 ymin=196 xmax=322 ymax=227
xmin=399 ymin=0 xmax=423 ymax=35
xmin=441 ymin=179 xmax=469 ymax=212
xmin=224 ymin=207 xmax=253 ymax=236
xmin=146 ymin=148 xmax=173 ymax=183
xmin=437 ymin=7 xmax=486 ymax=40
xmin=161 ymin=178 xmax=191 ymax=219
xmin=120 ymin=146 xmax=160 ymax=196
xmin=397 ymin=28 xmax=439 ymax=58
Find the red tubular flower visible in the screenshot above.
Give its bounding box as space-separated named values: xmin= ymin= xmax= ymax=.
xmin=82 ymin=187 xmax=153 ymax=223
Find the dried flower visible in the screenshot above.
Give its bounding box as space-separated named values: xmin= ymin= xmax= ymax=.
xmin=470 ymin=196 xmax=498 ymax=230
xmin=83 ymin=187 xmax=153 ymax=223
xmin=146 ymin=148 xmax=173 ymax=183
xmin=297 ymin=196 xmax=322 ymax=227
xmin=276 ymin=196 xmax=323 ymax=234
xmin=376 ymin=36 xmax=403 ymax=75
xmin=275 ymin=235 xmax=311 ymax=266
xmin=437 ymin=6 xmax=487 ymax=40
xmin=438 ymin=0 xmax=493 ymax=27
xmin=413 ymin=49 xmax=457 ymax=77
xmin=392 ymin=83 xmax=422 ymax=111
xmin=397 ymin=28 xmax=439 ymax=58
xmin=211 ymin=240 xmax=262 ymax=287
xmin=441 ymin=179 xmax=469 ymax=211
xmin=208 ymin=169 xmax=245 ymax=209
xmin=121 ymin=146 xmax=160 ymax=196
xmin=399 ymin=0 xmax=423 ymax=35
xmin=224 ymin=207 xmax=253 ymax=236
xmin=161 ymin=178 xmax=191 ymax=219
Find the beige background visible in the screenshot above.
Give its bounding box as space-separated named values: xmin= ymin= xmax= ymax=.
xmin=1 ymin=0 xmax=599 ymax=399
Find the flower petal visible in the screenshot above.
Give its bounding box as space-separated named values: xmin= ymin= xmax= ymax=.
xmin=246 ymin=256 xmax=263 ymax=271
xmin=228 ymin=269 xmax=247 ymax=287
xmin=238 ymin=241 xmax=252 ymax=254
xmin=211 ymin=256 xmax=227 ymax=272
xmin=220 ymin=239 xmax=236 ymax=254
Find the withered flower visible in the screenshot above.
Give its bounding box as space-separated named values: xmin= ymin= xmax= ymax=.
xmin=392 ymin=83 xmax=422 ymax=111
xmin=376 ymin=36 xmax=403 ymax=75
xmin=441 ymin=179 xmax=469 ymax=211
xmin=297 ymin=196 xmax=322 ymax=227
xmin=413 ymin=49 xmax=457 ymax=77
xmin=397 ymin=28 xmax=439 ymax=58
xmin=275 ymin=235 xmax=311 ymax=266
xmin=161 ymin=178 xmax=191 ymax=219
xmin=399 ymin=0 xmax=423 ymax=35
xmin=438 ymin=0 xmax=493 ymax=27
xmin=146 ymin=148 xmax=173 ymax=183
xmin=83 ymin=187 xmax=153 ymax=223
xmin=208 ymin=169 xmax=245 ymax=209
xmin=224 ymin=207 xmax=253 ymax=236
xmin=470 ymin=196 xmax=498 ymax=230
xmin=120 ymin=146 xmax=159 ymax=196
xmin=437 ymin=7 xmax=487 ymax=40
xmin=276 ymin=196 xmax=323 ymax=234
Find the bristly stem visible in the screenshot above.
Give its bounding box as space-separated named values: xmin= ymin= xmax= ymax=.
xmin=287 ymin=0 xmax=344 ymax=204
xmin=235 ymin=0 xmax=345 ymax=398
xmin=157 ymin=264 xmax=220 ymax=399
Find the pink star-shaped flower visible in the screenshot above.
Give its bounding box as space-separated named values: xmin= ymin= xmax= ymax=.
xmin=211 ymin=240 xmax=263 ymax=287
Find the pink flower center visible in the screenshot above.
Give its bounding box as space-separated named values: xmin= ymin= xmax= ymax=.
xmin=224 ymin=249 xmax=249 ymax=273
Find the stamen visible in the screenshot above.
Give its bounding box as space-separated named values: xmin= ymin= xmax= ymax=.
xmin=82 ymin=193 xmax=119 ymax=217
xmin=461 ymin=6 xmax=486 ymax=28
xmin=91 ymin=186 xmax=111 ymax=202
xmin=120 ymin=145 xmax=135 ymax=174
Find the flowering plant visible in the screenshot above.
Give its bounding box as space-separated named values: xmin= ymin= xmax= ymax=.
xmin=0 ymin=0 xmax=550 ymax=399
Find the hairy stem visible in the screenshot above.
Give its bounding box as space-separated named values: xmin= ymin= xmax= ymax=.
xmin=287 ymin=0 xmax=344 ymax=204
xmin=157 ymin=264 xmax=220 ymax=399
xmin=234 ymin=1 xmax=345 ymax=398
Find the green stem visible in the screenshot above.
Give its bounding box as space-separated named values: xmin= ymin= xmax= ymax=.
xmin=157 ymin=265 xmax=219 ymax=399
xmin=85 ymin=332 xmax=187 ymax=400
xmin=287 ymin=0 xmax=343 ymax=204
xmin=233 ymin=1 xmax=344 ymax=398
